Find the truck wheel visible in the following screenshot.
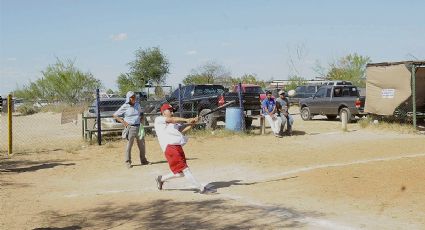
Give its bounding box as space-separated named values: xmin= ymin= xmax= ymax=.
xmin=199 ymin=109 xmax=218 ymax=130
xmin=326 ymin=115 xmax=337 ymax=120
xmin=339 ymin=108 xmax=353 ymax=123
xmin=300 ymin=107 xmax=312 ymax=121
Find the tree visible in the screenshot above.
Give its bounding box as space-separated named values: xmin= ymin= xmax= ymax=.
xmin=183 ymin=62 xmax=230 ymax=85
xmin=230 ymin=74 xmax=267 ymax=88
xmin=14 ymin=58 xmax=101 ymax=103
xmin=118 ymin=47 xmax=170 ymax=95
xmin=117 ymin=73 xmax=138 ymax=95
xmin=286 ymin=75 xmax=308 ymax=91
xmin=325 ymin=53 xmax=371 ymax=87
xmin=106 ymin=89 xmax=115 ymax=95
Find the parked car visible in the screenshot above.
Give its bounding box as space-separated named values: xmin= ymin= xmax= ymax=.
xmin=231 ymin=84 xmax=263 ymax=93
xmin=85 ymin=98 xmax=126 ymax=129
xmin=13 ymin=98 xmax=24 ymax=109
xmin=322 ymin=80 xmax=352 ymax=86
xmin=299 ymin=85 xmax=366 ymax=122
xmin=33 ymin=99 xmax=49 ymax=108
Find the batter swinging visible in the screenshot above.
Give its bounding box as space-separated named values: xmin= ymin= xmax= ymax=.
xmin=154 ymin=103 xmax=212 ymax=194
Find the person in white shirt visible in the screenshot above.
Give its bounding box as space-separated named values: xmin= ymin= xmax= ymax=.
xmin=154 ymin=103 xmax=211 ymax=194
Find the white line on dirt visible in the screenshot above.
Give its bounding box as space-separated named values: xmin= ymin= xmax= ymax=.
xmin=64 ymin=188 xmax=152 ymax=198
xmin=63 ymin=153 xmax=425 ymax=229
xmin=258 ymin=152 xmax=425 ymax=183
xmin=65 ymin=153 xmax=425 ymax=199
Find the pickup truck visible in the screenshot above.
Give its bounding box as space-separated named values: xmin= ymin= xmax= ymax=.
xmin=231 ymin=83 xmax=272 ymax=102
xmin=153 ymin=84 xmax=262 ymax=129
xmin=299 ymin=85 xmax=366 ymax=122
xmin=288 ymin=84 xmax=321 ymax=105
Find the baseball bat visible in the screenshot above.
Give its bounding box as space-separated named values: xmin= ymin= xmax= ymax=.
xmin=200 ymin=100 xmax=236 ymax=118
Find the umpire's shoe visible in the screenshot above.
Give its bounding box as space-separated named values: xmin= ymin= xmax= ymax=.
xmin=156 ymin=175 xmax=164 ymax=190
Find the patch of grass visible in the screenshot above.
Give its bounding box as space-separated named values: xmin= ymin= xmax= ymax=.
xmin=103 ymin=141 xmax=117 ymax=149
xmin=359 ymin=116 xmax=417 ymax=134
xmin=64 ymin=144 xmax=82 ymax=154
xmin=358 ymin=116 xmax=372 ymax=128
xmin=373 ymin=122 xmax=417 ymax=134
xmin=188 ymin=128 xmax=252 ymax=138
xmin=16 ymin=103 xmax=39 ymax=115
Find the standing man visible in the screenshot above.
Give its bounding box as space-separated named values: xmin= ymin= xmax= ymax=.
xmin=276 ymin=90 xmax=294 ymax=136
xmin=262 ymin=91 xmax=282 ymax=138
xmin=154 ymin=103 xmax=211 ymax=194
xmin=113 ymin=91 xmax=150 ymax=168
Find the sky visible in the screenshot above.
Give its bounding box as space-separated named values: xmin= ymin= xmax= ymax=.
xmin=1 ymin=0 xmax=425 ymax=95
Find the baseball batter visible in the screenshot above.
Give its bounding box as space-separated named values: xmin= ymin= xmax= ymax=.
xmin=154 ymin=103 xmax=211 ymax=194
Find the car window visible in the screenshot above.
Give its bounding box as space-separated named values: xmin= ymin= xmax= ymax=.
xmin=315 ymin=88 xmax=327 ymax=98
xmin=296 ymin=86 xmax=305 ymax=93
xmin=326 ymin=88 xmax=332 ymax=97
xmin=342 ymin=87 xmax=358 ymax=97
xmin=334 ymin=87 xmax=342 ymax=97
xmin=306 ymin=86 xmax=317 ymax=93
xmin=91 ymin=99 xmax=125 ymax=113
xmin=183 ymin=86 xmax=193 ymax=98
xmin=170 ymin=88 xmax=181 ymax=99
xmin=244 ymin=86 xmax=264 ymax=94
xmin=193 ymin=85 xmax=225 ymax=96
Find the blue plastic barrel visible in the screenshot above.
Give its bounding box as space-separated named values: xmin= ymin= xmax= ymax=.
xmin=225 ymin=107 xmax=244 ymax=131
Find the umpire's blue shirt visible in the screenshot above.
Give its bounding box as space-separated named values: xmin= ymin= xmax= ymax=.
xmin=114 ymin=103 xmax=142 ymax=125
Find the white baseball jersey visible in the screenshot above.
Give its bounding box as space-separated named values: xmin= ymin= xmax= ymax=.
xmin=154 ymin=116 xmax=188 ymax=152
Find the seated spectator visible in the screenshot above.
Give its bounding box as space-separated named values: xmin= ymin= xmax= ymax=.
xmin=262 ymin=91 xmax=282 ymax=138
xmin=276 ymin=90 xmax=294 ymax=136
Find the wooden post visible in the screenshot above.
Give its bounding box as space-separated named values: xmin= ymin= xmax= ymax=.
xmin=341 ymin=111 xmax=348 ymax=131
xmin=260 ymin=116 xmax=265 ymax=135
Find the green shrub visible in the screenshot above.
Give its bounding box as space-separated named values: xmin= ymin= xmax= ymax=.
xmin=358 ymin=116 xmax=372 ymax=128
xmin=16 ymin=104 xmax=38 ymax=115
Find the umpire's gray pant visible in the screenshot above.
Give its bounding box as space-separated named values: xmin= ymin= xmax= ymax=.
xmin=125 ymin=126 xmax=147 ymax=164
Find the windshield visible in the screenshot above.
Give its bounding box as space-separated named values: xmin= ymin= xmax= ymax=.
xmin=194 ymin=85 xmax=225 ymax=95
xmin=245 ymin=86 xmax=264 ymax=94
xmin=91 ymin=99 xmax=126 ymax=112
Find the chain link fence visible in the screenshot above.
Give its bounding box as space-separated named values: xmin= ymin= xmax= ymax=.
xmin=0 ymin=97 xmax=85 ymax=154
xmin=83 ymin=86 xmax=226 ymax=144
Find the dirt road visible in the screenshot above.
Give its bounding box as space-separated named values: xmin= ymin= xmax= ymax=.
xmin=1 ymin=115 xmax=425 ymax=229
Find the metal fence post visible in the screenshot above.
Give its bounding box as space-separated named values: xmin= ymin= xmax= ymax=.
xmin=411 ymin=65 xmax=417 ymax=129
xmin=238 ymin=82 xmax=246 ymax=131
xmin=178 ymin=84 xmax=183 ymax=117
xmin=238 ymin=82 xmax=243 ymax=108
xmin=8 ymin=94 xmax=12 ymax=156
xmin=96 ymin=89 xmax=102 ymax=145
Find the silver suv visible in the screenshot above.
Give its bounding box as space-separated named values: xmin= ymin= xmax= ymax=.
xmin=85 ymin=98 xmax=126 ymax=129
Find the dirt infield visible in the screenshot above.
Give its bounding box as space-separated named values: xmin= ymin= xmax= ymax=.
xmin=1 ymin=114 xmax=425 ymax=229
